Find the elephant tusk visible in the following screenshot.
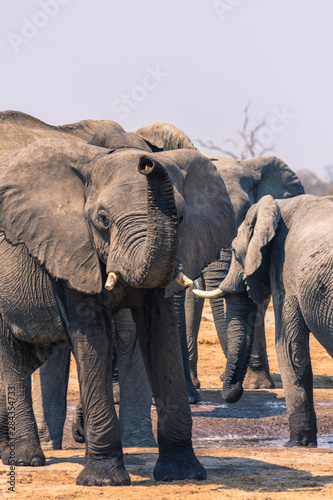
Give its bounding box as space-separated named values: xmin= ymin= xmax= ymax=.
xmin=175 ymin=272 xmax=194 ymax=287
xmin=105 ymin=272 xmax=119 ymax=290
xmin=192 ymin=288 xmax=226 ymax=299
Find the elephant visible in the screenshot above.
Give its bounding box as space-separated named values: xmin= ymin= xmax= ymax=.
xmin=195 ymin=193 xmax=333 ymax=447
xmin=0 ymin=134 xmax=236 ymax=485
xmin=0 ymin=109 xmax=123 ymax=159
xmin=0 ymin=111 xmax=202 ymax=449
xmin=185 ymin=155 xmax=304 ymax=390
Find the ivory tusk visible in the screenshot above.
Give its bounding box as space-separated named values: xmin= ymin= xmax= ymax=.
xmin=175 ymin=272 xmax=194 ymax=287
xmin=105 ymin=272 xmax=119 ymax=290
xmin=192 ymin=288 xmax=226 ymax=299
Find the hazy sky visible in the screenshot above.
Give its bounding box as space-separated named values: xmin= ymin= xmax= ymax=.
xmin=1 ymin=0 xmax=332 ymax=178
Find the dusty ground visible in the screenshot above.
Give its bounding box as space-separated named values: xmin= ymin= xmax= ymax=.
xmin=1 ymin=302 xmax=333 ymax=499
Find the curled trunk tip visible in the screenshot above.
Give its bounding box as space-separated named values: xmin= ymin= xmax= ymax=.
xmin=222 ymin=381 xmax=243 ymax=404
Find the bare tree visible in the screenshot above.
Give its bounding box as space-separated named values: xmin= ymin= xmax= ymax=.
xmin=194 ymin=101 xmax=275 ymax=159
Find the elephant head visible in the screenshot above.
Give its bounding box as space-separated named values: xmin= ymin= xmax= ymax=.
xmin=207 ymin=155 xmax=304 ymax=225
xmin=194 ymin=195 xmax=281 ymax=402
xmin=0 ymin=109 xmax=124 ymax=159
xmin=0 ymin=137 xmax=236 ymax=295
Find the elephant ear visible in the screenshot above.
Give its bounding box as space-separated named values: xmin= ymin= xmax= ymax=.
xmin=243 ymin=156 xmax=305 ymax=200
xmin=232 ymin=195 xmax=281 ymax=304
xmin=0 ymin=138 xmax=105 ymax=294
xmin=135 ymin=123 xmax=197 ymax=152
xmin=160 ymin=149 xmax=237 ymax=290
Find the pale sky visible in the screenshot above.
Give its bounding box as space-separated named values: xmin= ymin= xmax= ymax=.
xmin=1 ymin=0 xmax=332 ymax=178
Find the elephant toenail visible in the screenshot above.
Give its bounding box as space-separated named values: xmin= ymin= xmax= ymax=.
xmin=31 ymin=456 xmax=44 ymax=466
xmin=83 ymin=477 xmax=97 ymax=486
xmin=101 ymin=477 xmax=114 ymax=486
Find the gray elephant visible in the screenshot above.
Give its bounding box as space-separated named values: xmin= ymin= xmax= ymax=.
xmin=0 ymin=134 xmax=236 ymax=485
xmin=0 ymin=109 xmax=122 ymax=159
xmin=196 ymin=194 xmax=333 ymax=447
xmin=186 ymin=155 xmax=304 ymax=390
xmin=0 ymin=112 xmax=202 ymax=448
xmin=29 ymin=120 xmax=202 ymax=450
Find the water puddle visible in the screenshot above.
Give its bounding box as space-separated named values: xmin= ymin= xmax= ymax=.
xmin=195 ymin=435 xmax=333 ymax=448
xmin=196 ymin=401 xmax=229 ymax=409
xmin=265 ymin=400 xmax=286 ymax=409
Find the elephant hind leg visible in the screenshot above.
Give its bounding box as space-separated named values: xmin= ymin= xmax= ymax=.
xmin=275 ymin=297 xmax=316 ymax=447
xmin=0 ymin=382 xmax=9 ymax=457
xmin=0 ymin=319 xmax=45 ymax=466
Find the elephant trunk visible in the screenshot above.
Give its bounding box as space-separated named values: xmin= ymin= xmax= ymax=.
xmin=222 ymin=293 xmax=258 ymax=403
xmin=107 ymin=156 xmax=179 ymax=288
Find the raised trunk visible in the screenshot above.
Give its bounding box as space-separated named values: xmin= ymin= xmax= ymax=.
xmin=108 ymin=157 xmax=179 ymax=288
xmin=222 ymin=292 xmax=258 ymax=403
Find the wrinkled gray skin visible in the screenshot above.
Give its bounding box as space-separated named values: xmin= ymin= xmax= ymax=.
xmin=185 ymin=155 xmax=304 ymax=390
xmin=0 ymin=127 xmax=236 ymax=485
xmin=219 ymin=194 xmax=333 ymax=447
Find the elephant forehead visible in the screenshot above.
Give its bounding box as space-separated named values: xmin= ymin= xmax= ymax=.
xmin=91 ymin=150 xmax=151 ymax=182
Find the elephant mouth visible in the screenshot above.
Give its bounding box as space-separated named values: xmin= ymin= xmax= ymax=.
xmin=104 ymin=268 xmax=202 ymax=291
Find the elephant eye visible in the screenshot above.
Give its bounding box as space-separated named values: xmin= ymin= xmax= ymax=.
xmin=178 ymin=215 xmax=184 ymax=224
xmin=96 ymin=210 xmax=110 ymax=230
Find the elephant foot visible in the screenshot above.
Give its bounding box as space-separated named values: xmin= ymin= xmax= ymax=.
xmin=2 ymin=438 xmax=45 ymax=466
xmin=284 ymin=436 xmax=317 ymax=448
xmin=154 ymin=435 xmax=207 ymax=482
xmin=187 ymin=380 xmax=201 ymax=404
xmin=243 ymin=366 xmax=275 ymax=389
xmin=190 ymin=370 xmax=201 ymax=389
xmin=76 ymin=456 xmax=131 ymax=486
xmin=284 ymin=424 xmax=317 ymax=448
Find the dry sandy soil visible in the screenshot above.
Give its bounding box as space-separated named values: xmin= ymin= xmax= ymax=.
xmin=1 ymin=302 xmax=333 ymax=499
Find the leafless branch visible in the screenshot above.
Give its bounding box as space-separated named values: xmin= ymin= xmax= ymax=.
xmin=194 ymin=101 xmax=276 ymax=160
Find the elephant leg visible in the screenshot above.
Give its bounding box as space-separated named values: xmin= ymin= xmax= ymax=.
xmin=114 ymin=309 xmax=156 ymax=447
xmin=0 ymin=381 xmax=9 ymax=457
xmin=244 ymin=297 xmax=275 ymax=389
xmin=52 ymin=284 xmax=130 ymax=486
xmin=32 ymin=342 xmax=71 ymax=450
xmin=174 ymin=290 xmax=200 ymax=403
xmin=0 ymin=318 xmax=45 ymax=466
xmin=275 ymin=297 xmax=316 ymax=447
xmin=132 ymin=289 xmax=206 ymax=482
xmin=184 ymin=277 xmax=204 ymax=389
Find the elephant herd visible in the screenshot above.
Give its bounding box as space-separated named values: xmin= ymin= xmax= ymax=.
xmin=0 ymin=110 xmax=332 ymax=486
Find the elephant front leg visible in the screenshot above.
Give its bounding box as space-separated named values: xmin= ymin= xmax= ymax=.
xmin=133 ymin=289 xmax=206 ymax=482
xmin=52 ymin=285 xmax=130 ymax=486
xmin=275 ymin=299 xmax=317 ymax=447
